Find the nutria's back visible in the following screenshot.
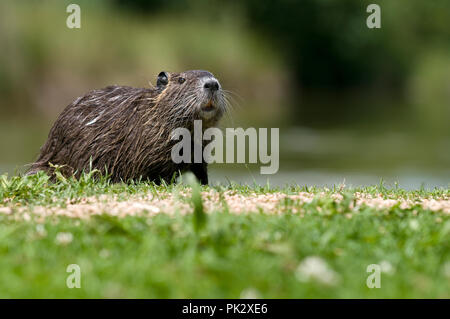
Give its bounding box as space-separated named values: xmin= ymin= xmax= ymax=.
xmin=28 ymin=70 xmax=227 ymax=183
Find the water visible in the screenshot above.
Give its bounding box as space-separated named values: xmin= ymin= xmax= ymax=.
xmin=3 ymin=120 xmax=450 ymax=190
xmin=209 ymin=168 xmax=449 ymax=190
xmin=1 ymin=163 xmax=448 ymax=190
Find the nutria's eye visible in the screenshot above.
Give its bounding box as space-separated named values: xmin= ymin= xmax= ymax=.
xmin=178 ymin=77 xmax=186 ymax=84
xmin=157 ymin=71 xmax=169 ymax=87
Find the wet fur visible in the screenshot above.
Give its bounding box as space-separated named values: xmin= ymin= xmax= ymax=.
xmin=28 ymin=70 xmax=226 ymax=184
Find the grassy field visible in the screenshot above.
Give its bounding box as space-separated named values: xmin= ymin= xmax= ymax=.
xmin=0 ymin=171 xmax=449 ymax=298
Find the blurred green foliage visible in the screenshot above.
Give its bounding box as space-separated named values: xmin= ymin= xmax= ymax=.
xmin=114 ymin=0 xmax=450 ymax=130
xmin=408 ymin=50 xmax=450 ymax=135
xmin=0 ymin=0 xmax=284 ymax=121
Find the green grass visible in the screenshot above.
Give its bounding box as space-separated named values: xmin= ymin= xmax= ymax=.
xmin=0 ymin=172 xmax=449 ymax=298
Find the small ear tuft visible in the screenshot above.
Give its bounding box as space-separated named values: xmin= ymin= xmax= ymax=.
xmin=157 ymin=71 xmax=169 ymax=87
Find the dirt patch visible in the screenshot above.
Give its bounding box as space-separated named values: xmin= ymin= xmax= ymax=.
xmin=0 ymin=191 xmax=448 ymax=221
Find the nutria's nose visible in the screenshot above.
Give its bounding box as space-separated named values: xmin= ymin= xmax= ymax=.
xmin=204 ymin=80 xmax=219 ymax=92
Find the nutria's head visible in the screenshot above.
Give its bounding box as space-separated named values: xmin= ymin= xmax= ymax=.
xmin=154 ymin=70 xmax=227 ymax=126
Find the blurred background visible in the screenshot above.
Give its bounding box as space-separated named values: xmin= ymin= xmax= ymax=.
xmin=0 ymin=0 xmax=449 ymax=189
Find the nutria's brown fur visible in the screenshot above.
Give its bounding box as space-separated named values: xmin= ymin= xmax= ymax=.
xmin=28 ymin=70 xmax=227 ymax=184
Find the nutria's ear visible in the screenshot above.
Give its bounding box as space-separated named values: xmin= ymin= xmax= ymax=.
xmin=157 ymin=71 xmax=169 ymax=87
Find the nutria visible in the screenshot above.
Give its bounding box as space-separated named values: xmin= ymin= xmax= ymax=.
xmin=28 ymin=70 xmax=227 ymax=184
